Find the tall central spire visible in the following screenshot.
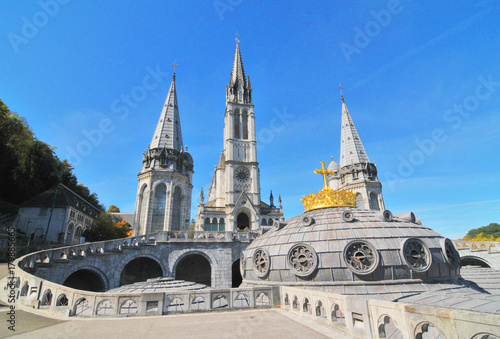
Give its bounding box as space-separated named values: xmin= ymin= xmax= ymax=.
xmin=226 ymin=37 xmax=252 ymax=104
xmin=339 ymin=97 xmax=369 ymax=168
xmin=150 ymin=73 xmax=183 ymax=151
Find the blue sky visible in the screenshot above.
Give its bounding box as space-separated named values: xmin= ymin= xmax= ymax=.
xmin=1 ymin=1 xmax=499 ymax=239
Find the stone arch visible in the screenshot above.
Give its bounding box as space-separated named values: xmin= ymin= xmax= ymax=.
xmin=56 ymin=293 xmax=69 ymax=306
xmin=261 ymin=218 xmax=267 ymax=226
xmin=232 ymin=258 xmax=242 ymax=288
xmin=415 ymin=321 xmax=444 ymax=339
xmin=378 ymin=315 xmax=403 ymax=339
xmin=331 ymin=303 xmax=345 ymax=326
xmin=471 ymin=333 xmax=500 ymax=339
xmin=119 ymin=256 xmax=164 ymax=286
xmin=113 ymin=252 xmax=168 ymax=289
xmin=41 ymin=289 xmax=53 ymax=306
xmin=302 ymin=297 xmax=311 ymax=313
xmin=315 ymin=300 xmax=326 ymax=318
xmin=369 ymin=192 xmax=380 ymax=210
xmin=171 ymin=250 xmax=216 ymax=287
xmin=460 ymin=255 xmax=491 ymax=268
xmin=204 ymin=217 xmax=211 ymax=231
xmin=255 ymin=292 xmax=270 ymax=306
xmin=171 ymin=185 xmax=183 ymax=230
xmin=61 ymin=264 xmax=109 ymax=291
xmin=151 ymin=182 xmax=167 ymax=233
xmin=20 ymin=281 xmax=29 ymax=296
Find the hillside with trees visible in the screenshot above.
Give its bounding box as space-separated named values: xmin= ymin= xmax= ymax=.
xmin=462 ymin=223 xmax=500 ymax=241
xmin=0 ymin=99 xmax=104 ymax=213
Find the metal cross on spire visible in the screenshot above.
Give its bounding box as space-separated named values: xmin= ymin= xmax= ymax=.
xmin=172 ymin=61 xmax=179 ymax=73
xmin=338 ymin=83 xmax=344 ymax=101
xmin=314 ymin=162 xmax=334 ymax=191
xmin=235 ymin=32 xmax=240 ymax=44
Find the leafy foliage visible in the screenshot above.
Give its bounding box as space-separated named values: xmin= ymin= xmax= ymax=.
xmin=0 ymin=99 xmax=103 ymax=210
xmin=462 ymin=223 xmax=500 ymax=242
xmin=114 ymin=220 xmax=131 ymax=238
xmin=83 ymin=213 xmax=130 ymax=242
xmin=107 ymin=205 xmax=120 ymax=213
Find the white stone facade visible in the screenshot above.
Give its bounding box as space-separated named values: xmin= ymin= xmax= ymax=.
xmin=196 ymin=40 xmax=283 ymax=232
xmin=328 ymin=97 xmax=385 ymax=210
xmin=134 ymin=74 xmax=194 ymax=235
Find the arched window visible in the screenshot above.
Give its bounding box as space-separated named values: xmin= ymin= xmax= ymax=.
xmin=261 ymin=219 xmax=267 ymax=226
xmin=204 ymin=218 xmax=211 ymax=231
xmin=151 ymin=183 xmax=167 ymax=233
xmin=66 ymin=224 xmax=74 ymax=245
xmin=268 ymin=218 xmax=273 ymax=226
xmin=219 ymin=218 xmax=225 ymax=231
xmin=242 ymin=110 xmax=248 ymax=139
xmin=234 ymin=109 xmax=240 ymax=139
xmin=369 ymin=192 xmax=380 ymax=210
xmin=171 ymin=186 xmax=182 ymax=230
xmin=211 ymin=218 xmax=218 ymax=232
xmin=138 ymin=185 xmax=149 ymax=234
xmin=74 ymin=227 xmax=82 ymax=244
xmin=355 ymin=193 xmax=365 ymax=209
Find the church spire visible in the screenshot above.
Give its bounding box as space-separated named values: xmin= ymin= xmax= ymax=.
xmin=226 ymin=36 xmax=252 ymax=104
xmin=339 ymin=93 xmax=370 ymax=168
xmin=150 ymin=72 xmax=183 ymax=152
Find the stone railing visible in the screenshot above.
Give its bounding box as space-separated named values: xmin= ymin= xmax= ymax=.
xmin=280 ymin=286 xmax=500 ymax=339
xmin=453 ymin=239 xmax=499 ymax=252
xmin=9 ymin=262 xmax=279 ymax=318
xmin=167 ymin=230 xmax=258 ymax=242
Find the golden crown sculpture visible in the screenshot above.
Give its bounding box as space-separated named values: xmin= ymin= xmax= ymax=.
xmin=301 ymin=162 xmax=356 ymax=212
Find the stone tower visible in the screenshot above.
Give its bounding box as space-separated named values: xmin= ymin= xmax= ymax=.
xmin=328 ymin=93 xmax=384 ymax=210
xmin=134 ymin=72 xmax=194 ymax=235
xmin=196 ymin=39 xmax=283 ymax=231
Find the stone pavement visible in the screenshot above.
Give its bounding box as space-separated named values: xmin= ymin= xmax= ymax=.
xmin=3 ymin=309 xmax=344 ymax=339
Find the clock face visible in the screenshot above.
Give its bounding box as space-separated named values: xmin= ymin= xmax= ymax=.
xmin=235 ymin=168 xmax=250 ymax=182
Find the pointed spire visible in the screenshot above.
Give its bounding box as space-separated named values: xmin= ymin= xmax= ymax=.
xmin=229 ymin=38 xmax=246 ymax=87
xmin=279 ymin=194 xmax=283 ymax=211
xmin=227 ymin=37 xmax=252 ymax=104
xmin=150 ymin=73 xmax=183 ymax=151
xmin=339 ymin=94 xmax=370 ymax=168
xmin=270 ymin=190 xmax=274 ymax=207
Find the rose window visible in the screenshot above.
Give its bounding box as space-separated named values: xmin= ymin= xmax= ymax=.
xmin=253 ymin=248 xmax=270 ymax=277
xmin=288 ymin=244 xmax=318 ymax=277
xmin=344 ymin=241 xmax=379 ymax=274
xmin=402 ymin=239 xmax=431 ymax=272
xmin=443 ymin=238 xmax=459 ymax=268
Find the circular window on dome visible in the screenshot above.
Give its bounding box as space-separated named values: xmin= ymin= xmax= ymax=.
xmin=240 ymin=252 xmax=246 ymax=278
xmin=252 ymin=248 xmax=270 ymax=278
xmin=442 ymin=238 xmax=460 ymax=269
xmin=343 ymin=241 xmax=379 ymax=274
xmin=401 ymin=238 xmax=431 ymax=272
xmin=287 ymin=243 xmax=318 ymax=277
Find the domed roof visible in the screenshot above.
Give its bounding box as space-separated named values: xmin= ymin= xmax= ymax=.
xmin=241 ymin=207 xmax=460 ymax=288
xmin=327 ymin=157 xmax=339 ymax=172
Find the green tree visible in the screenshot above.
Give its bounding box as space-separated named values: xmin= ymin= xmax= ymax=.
xmin=0 ymin=98 xmax=104 ymax=211
xmin=107 ymin=205 xmax=120 ymax=213
xmin=83 ymin=212 xmax=128 ymax=242
xmin=462 ymin=223 xmax=500 ymax=241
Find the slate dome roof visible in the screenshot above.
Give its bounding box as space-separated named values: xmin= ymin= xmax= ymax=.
xmin=241 ymin=207 xmax=460 ymax=288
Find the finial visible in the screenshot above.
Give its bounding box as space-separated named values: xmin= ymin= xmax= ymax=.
xmin=331 ymin=156 xmax=334 ymax=162
xmin=185 ymin=146 xmax=188 ymax=152
xmin=172 ymin=61 xmax=179 ymax=76
xmin=235 ymin=32 xmax=240 ymax=44
xmin=338 ymin=83 xmax=344 ymax=102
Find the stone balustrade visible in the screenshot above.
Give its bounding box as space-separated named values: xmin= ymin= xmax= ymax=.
xmin=12 ymin=260 xmax=278 ymax=317
xmin=280 ymin=286 xmax=500 ymax=339
xmin=454 ymin=239 xmax=499 ymax=252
